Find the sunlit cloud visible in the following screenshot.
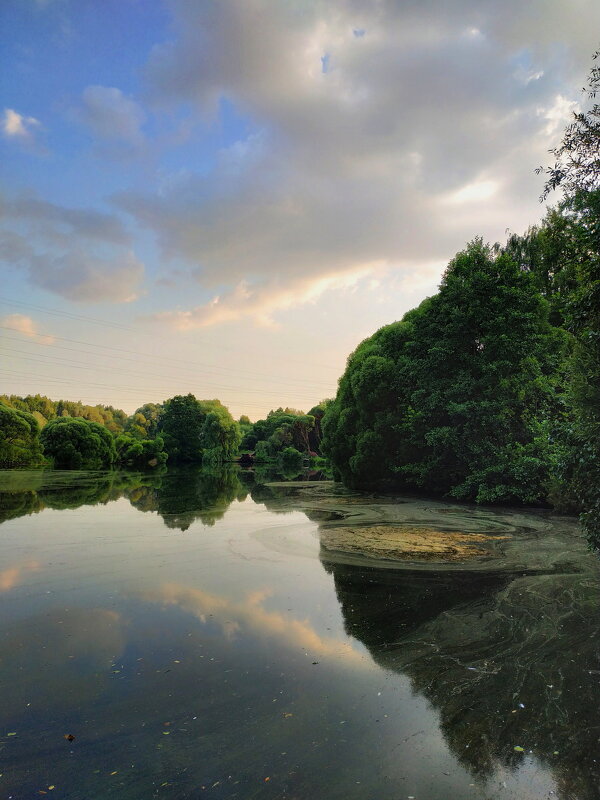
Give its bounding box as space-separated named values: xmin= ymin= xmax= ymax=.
xmin=539 ymin=94 xmax=579 ymax=136
xmin=0 ymin=560 xmax=42 ymax=592
xmin=148 ymin=265 xmax=381 ymax=329
xmin=144 ymin=582 xmax=367 ymax=667
xmin=0 ymin=313 xmax=55 ymax=344
xmin=2 ymin=108 xmax=41 ymax=141
xmin=114 ymin=0 xmax=600 ymax=326
xmin=443 ymin=179 xmax=500 ymax=206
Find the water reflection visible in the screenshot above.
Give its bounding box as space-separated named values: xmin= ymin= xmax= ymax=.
xmin=127 ymin=467 xmax=248 ymax=530
xmin=1 ymin=469 xmax=599 ymax=799
xmin=321 ymin=549 xmax=600 ymax=800
xmin=0 ymin=467 xmax=251 ymax=531
xmin=0 ymin=467 xmax=329 ymax=530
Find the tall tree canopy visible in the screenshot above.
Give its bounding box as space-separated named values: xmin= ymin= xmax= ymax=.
xmin=158 ymin=394 xmax=240 ymax=464
xmin=535 ymin=50 xmax=600 ymax=547
xmin=323 ymin=240 xmax=568 ymax=504
xmin=0 ymin=404 xmax=43 ymax=467
xmin=40 ymin=417 xmax=117 ymax=469
xmin=241 ymin=409 xmax=316 ymax=458
xmin=0 ymin=394 xmax=128 ymax=433
xmin=114 ymin=434 xmax=168 ymax=470
xmin=125 ymin=403 xmax=163 ymax=439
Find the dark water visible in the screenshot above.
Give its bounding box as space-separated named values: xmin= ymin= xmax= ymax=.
xmin=0 ymin=468 xmax=599 ymax=800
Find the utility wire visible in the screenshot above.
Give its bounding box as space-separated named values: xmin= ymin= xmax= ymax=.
xmin=0 ymin=368 xmax=297 ymax=413
xmin=0 ymin=346 xmax=324 ymax=401
xmin=0 ymin=329 xmax=335 ymax=391
xmin=0 ymin=297 xmax=340 ymax=370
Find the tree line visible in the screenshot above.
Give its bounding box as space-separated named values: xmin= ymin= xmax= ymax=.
xmin=0 ymin=393 xmax=328 ymax=474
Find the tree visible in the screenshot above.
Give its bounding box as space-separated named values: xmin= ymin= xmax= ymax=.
xmin=323 ymin=240 xmax=567 ymax=504
xmin=125 ymin=403 xmax=163 ymax=439
xmin=559 ymin=190 xmax=600 ymax=546
xmin=241 ymin=409 xmax=319 ymax=457
xmin=40 ymin=417 xmax=116 ymax=469
xmin=115 ymin=434 xmax=168 ymax=470
xmin=538 ymin=49 xmax=600 ymax=199
xmin=200 ymin=400 xmax=242 ymax=462
xmin=158 ymin=394 xmax=240 ymax=464
xmin=536 ymin=50 xmax=600 ymax=547
xmin=0 ymin=404 xmax=43 ymax=467
xmin=277 ymin=446 xmax=303 ymax=477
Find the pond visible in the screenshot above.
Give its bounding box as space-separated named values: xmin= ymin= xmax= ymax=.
xmin=0 ymin=467 xmax=598 ymax=800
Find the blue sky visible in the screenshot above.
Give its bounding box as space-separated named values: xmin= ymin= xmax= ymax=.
xmin=1 ymin=0 xmax=599 ymax=417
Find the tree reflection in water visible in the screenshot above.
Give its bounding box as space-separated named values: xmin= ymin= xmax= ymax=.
xmin=321 ymin=552 xmax=600 ymax=800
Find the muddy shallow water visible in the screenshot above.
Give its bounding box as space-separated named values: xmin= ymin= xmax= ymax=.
xmin=0 ymin=468 xmax=598 ymax=800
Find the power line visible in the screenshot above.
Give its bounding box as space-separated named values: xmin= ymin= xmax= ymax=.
xmin=0 ymin=328 xmax=336 ymax=391
xmin=0 ymin=368 xmax=301 ymax=413
xmin=0 ymin=297 xmax=133 ymax=331
xmin=0 ymin=297 xmax=340 ymax=370
xmin=0 ymin=346 xmax=325 ymax=401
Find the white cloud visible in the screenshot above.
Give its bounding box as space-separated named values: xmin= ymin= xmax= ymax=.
xmin=149 ymin=264 xmax=380 ymax=329
xmin=0 ymin=314 xmax=55 ymax=345
xmin=2 ymin=108 xmax=41 ymax=143
xmin=539 ymin=94 xmax=579 ymax=137
xmin=443 ymin=179 xmax=500 ymax=206
xmin=113 ymin=0 xmax=600 ymax=327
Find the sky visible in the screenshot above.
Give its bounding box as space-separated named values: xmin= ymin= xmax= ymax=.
xmin=1 ymin=0 xmax=599 ymax=420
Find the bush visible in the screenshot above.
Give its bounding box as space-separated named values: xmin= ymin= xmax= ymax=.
xmin=40 ymin=417 xmax=116 ymax=469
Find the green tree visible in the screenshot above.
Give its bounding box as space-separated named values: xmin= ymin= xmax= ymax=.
xmin=277 ymin=446 xmax=303 ymax=476
xmin=158 ymin=394 xmax=206 ymax=463
xmin=536 ymin=50 xmax=600 ymax=547
xmin=560 ymin=190 xmax=600 ymax=546
xmin=0 ymin=404 xmax=43 ymax=467
xmin=125 ymin=403 xmax=163 ymax=439
xmin=158 ymin=394 xmax=240 ymax=464
xmin=200 ymin=401 xmax=241 ymax=463
xmin=115 ymin=434 xmax=168 ymax=470
xmin=323 ymin=240 xmax=567 ymax=504
xmin=538 ymin=49 xmax=600 ymax=199
xmin=241 ymin=410 xmax=318 ymax=457
xmin=40 ymin=417 xmax=116 ymax=469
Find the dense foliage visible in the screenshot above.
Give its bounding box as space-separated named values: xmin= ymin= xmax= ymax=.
xmin=115 ymin=434 xmax=168 ymax=470
xmin=40 ymin=417 xmax=117 ymax=469
xmin=323 ymin=240 xmax=568 ymax=504
xmin=0 ymin=404 xmax=44 ymax=467
xmin=241 ymin=407 xmax=324 ymax=461
xmin=158 ymin=394 xmax=241 ymax=464
xmin=0 ymin=394 xmax=128 ymax=433
xmin=124 ymin=403 xmax=163 ymax=439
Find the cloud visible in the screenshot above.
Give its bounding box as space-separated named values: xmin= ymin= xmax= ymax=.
xmin=2 ymin=108 xmax=40 ymax=139
xmin=0 ymin=314 xmax=55 ymax=344
xmin=2 ymin=108 xmax=44 ymax=151
xmin=143 ymin=582 xmax=366 ymax=667
xmin=0 ymin=560 xmax=41 ymax=592
xmin=0 ymin=196 xmax=144 ymax=303
xmin=28 ymin=249 xmax=144 ymax=302
xmin=2 ymin=197 xmax=131 ymax=245
xmin=150 ymin=265 xmax=381 ymax=329
xmin=111 ymin=0 xmax=600 ymax=326
xmin=76 ymin=86 xmax=146 ymax=152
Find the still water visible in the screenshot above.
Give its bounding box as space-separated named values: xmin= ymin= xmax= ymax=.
xmin=0 ymin=467 xmax=598 ymax=800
